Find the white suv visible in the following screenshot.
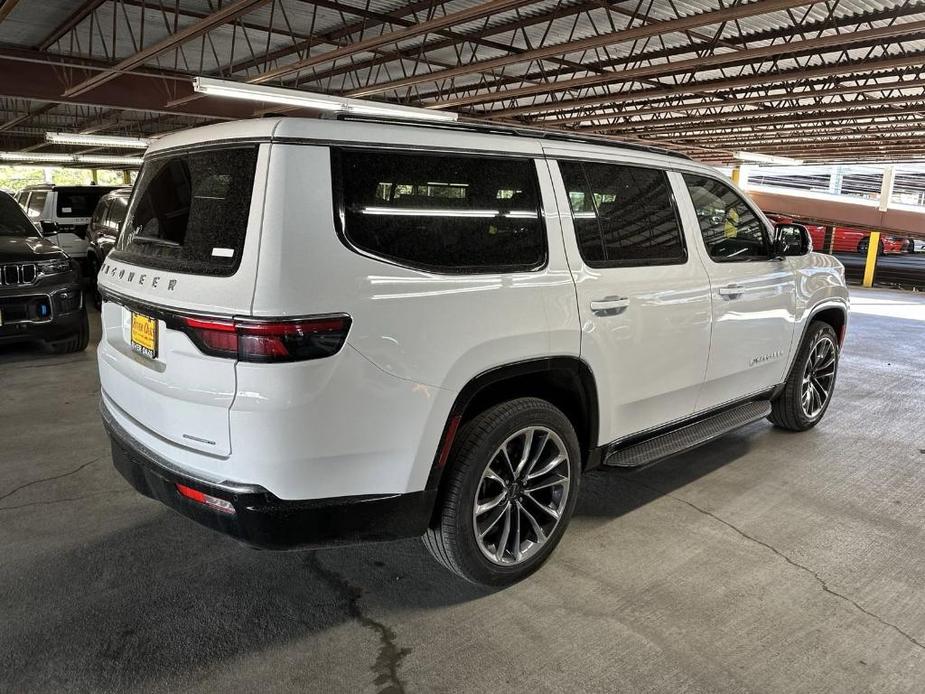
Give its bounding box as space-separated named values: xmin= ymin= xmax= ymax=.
xmin=97 ymin=117 xmax=848 ymax=586
xmin=18 ymin=184 xmax=118 ymax=268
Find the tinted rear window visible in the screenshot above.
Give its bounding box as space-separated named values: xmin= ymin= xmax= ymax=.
xmin=334 ymin=149 xmax=546 ymax=273
xmin=56 ymin=188 xmax=111 ymax=218
xmin=112 ymin=146 xmax=258 ymax=276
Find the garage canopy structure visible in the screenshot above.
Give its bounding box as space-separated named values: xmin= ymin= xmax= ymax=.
xmin=0 ymin=0 xmax=923 ymax=165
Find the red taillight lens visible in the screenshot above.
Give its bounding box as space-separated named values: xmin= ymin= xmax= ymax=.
xmin=179 ymin=315 xmax=351 ymax=363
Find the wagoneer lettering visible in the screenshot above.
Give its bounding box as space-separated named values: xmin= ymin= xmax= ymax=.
xmin=97 ymin=117 xmax=848 ymax=586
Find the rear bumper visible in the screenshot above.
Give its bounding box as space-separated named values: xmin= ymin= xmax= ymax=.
xmin=101 ymin=399 xmax=436 ymax=550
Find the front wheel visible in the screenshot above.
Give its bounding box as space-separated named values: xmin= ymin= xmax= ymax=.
xmin=423 ymin=398 xmax=581 ymax=586
xmin=768 ymin=321 xmax=839 ymax=431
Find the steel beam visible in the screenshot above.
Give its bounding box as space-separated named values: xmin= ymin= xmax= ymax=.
xmin=481 ymin=52 xmax=925 ymax=119
xmin=0 ymin=0 xmax=20 ymax=24
xmin=248 ymin=0 xmax=539 ymax=84
xmin=430 ymin=18 xmax=925 ymax=110
xmin=345 ymin=0 xmax=824 ymax=99
xmin=407 ymin=1 xmax=925 ymax=106
xmin=62 ymin=0 xmax=272 ymax=98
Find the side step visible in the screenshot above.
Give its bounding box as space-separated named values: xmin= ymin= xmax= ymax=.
xmin=603 ymin=400 xmax=772 ymax=469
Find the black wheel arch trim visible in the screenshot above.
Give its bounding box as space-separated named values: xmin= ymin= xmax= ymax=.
xmin=425 ymin=356 xmax=599 ymax=492
xmin=780 ymin=301 xmax=847 ymax=389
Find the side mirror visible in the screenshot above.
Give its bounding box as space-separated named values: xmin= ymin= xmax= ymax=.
xmin=774 ymin=223 xmax=812 ymax=257
xmin=40 ymin=221 xmax=58 ymax=236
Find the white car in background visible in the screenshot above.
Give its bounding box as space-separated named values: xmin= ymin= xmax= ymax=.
xmin=17 ymin=184 xmax=117 ymax=270
xmin=907 ymin=238 xmax=925 ymax=254
xmin=96 ymin=117 xmax=849 ymax=586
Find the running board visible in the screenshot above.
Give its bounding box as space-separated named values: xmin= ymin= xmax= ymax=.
xmin=603 ymin=400 xmax=772 ymax=469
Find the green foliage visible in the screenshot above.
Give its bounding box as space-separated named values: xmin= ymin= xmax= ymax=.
xmin=0 ymin=166 xmax=133 ymax=193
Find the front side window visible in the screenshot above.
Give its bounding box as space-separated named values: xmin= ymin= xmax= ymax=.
xmin=683 ymin=175 xmax=770 ymax=261
xmin=25 ymin=191 xmax=47 ymax=220
xmin=335 ymin=149 xmax=546 ymax=273
xmin=113 ymin=146 xmax=258 ymax=276
xmin=558 ymin=160 xmax=686 ymax=266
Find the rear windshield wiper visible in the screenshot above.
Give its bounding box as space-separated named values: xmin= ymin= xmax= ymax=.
xmin=131 ymin=235 xmax=181 ymax=248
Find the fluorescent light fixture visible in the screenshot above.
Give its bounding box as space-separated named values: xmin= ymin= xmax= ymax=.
xmin=46 ymin=132 xmax=150 ymax=149
xmin=0 ymin=151 xmax=143 ymax=167
xmin=193 ymin=76 xmax=458 ymax=123
xmin=362 ymin=207 xmax=498 ymax=217
xmin=0 ymin=152 xmax=74 ymax=163
xmin=734 ymin=151 xmax=803 ymax=166
xmin=74 ymin=155 xmax=144 ymax=167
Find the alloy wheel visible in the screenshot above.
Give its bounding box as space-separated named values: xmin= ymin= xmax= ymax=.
xmin=472 ymin=426 xmax=571 ymax=566
xmin=801 ymin=335 xmax=837 ymax=418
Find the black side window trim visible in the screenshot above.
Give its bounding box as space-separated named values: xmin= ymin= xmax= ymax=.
xmin=681 ymin=173 xmax=775 ymax=264
xmin=330 ymin=146 xmax=549 ymax=275
xmin=555 ymin=159 xmax=689 ymax=269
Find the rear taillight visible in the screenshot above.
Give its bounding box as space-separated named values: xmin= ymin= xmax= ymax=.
xmin=179 ymin=315 xmax=351 ymax=363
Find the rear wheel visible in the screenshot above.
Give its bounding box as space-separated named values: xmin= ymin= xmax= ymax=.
xmin=46 ymin=309 xmax=90 ymax=354
xmin=768 ymin=321 xmax=839 ymax=431
xmin=423 ymin=397 xmax=580 ymax=586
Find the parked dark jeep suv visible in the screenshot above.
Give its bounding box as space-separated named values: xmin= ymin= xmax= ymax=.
xmin=0 ymin=191 xmax=89 ymax=353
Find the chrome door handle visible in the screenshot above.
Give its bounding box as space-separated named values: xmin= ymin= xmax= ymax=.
xmin=590 ymin=296 xmax=630 ymax=316
xmin=718 ymin=284 xmax=743 ymax=300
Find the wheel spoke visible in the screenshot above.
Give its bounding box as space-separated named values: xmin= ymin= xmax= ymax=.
xmin=513 ymin=428 xmax=535 ymax=477
xmin=499 ymin=446 xmax=516 ymax=481
xmin=525 ymin=473 xmax=569 ymax=493
xmin=523 ymin=430 xmax=550 ymax=478
xmin=478 ymin=501 xmax=509 ymax=538
xmin=484 ymin=467 xmax=506 ymax=486
xmin=526 ymin=453 xmax=566 ymax=481
xmin=475 ymin=490 xmax=507 ymax=516
xmin=524 ymin=492 xmax=560 ymax=520
xmin=512 ymin=503 xmax=523 ymax=562
xmin=494 ymin=504 xmax=512 ymax=562
xmin=518 ymin=501 xmax=547 ymax=544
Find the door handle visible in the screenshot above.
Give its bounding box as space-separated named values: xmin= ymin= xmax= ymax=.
xmin=718 ymin=284 xmax=744 ymax=300
xmin=590 ymin=296 xmax=630 ymax=316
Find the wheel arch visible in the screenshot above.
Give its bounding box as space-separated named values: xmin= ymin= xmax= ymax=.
xmin=426 ymin=357 xmax=600 ymax=493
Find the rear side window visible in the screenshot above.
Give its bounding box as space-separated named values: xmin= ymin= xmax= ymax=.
xmin=25 ymin=191 xmax=47 ymax=220
xmin=113 ymin=146 xmax=258 ymax=276
xmin=56 ymin=188 xmax=109 ymax=218
xmin=558 ymin=160 xmax=686 ymax=267
xmin=334 ymin=149 xmax=546 ymax=273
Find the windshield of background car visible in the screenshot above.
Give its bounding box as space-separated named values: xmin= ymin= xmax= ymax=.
xmin=0 ymin=193 xmax=39 ymax=237
xmin=112 ymin=146 xmax=258 ymax=276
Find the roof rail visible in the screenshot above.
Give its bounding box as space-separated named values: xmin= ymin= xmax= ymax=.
xmin=326 ymin=112 xmax=692 ymax=161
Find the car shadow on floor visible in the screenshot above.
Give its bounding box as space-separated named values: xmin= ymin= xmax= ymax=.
xmin=0 ymin=425 xmax=760 ymax=691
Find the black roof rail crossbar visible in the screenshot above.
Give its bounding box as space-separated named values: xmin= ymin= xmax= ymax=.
xmin=324 ymin=112 xmax=692 ymax=161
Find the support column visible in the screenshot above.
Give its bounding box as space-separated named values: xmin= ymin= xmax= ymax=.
xmin=862 ymin=232 xmax=880 ymax=288
xmin=823 ymin=225 xmax=835 ymax=254
xmin=122 ymin=170 xmax=131 ymax=185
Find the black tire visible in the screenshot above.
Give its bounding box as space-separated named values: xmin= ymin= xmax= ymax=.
xmin=857 ymin=239 xmax=867 ymax=255
xmin=423 ymin=397 xmax=581 ymax=587
xmin=768 ymin=321 xmax=839 ymax=431
xmin=46 ymin=308 xmax=90 ymax=354
xmin=86 ymin=255 xmax=103 ymax=311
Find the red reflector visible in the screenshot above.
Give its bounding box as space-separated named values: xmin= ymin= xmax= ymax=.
xmin=437 ymin=415 xmax=462 ymax=469
xmin=175 ymin=483 xmax=235 ymax=514
xmin=176 ymin=483 xmax=206 ymax=503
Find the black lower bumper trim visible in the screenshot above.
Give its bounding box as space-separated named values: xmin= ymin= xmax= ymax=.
xmin=104 ymin=408 xmax=436 ymax=550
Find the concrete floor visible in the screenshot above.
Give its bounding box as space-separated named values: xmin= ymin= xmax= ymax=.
xmin=1 ymin=286 xmax=923 ymax=694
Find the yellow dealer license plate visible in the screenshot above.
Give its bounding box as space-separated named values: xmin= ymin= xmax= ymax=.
xmin=130 ymin=312 xmax=158 ymax=359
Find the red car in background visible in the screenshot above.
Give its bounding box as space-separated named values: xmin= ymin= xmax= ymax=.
xmin=767 ymin=215 xmax=909 ymax=254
